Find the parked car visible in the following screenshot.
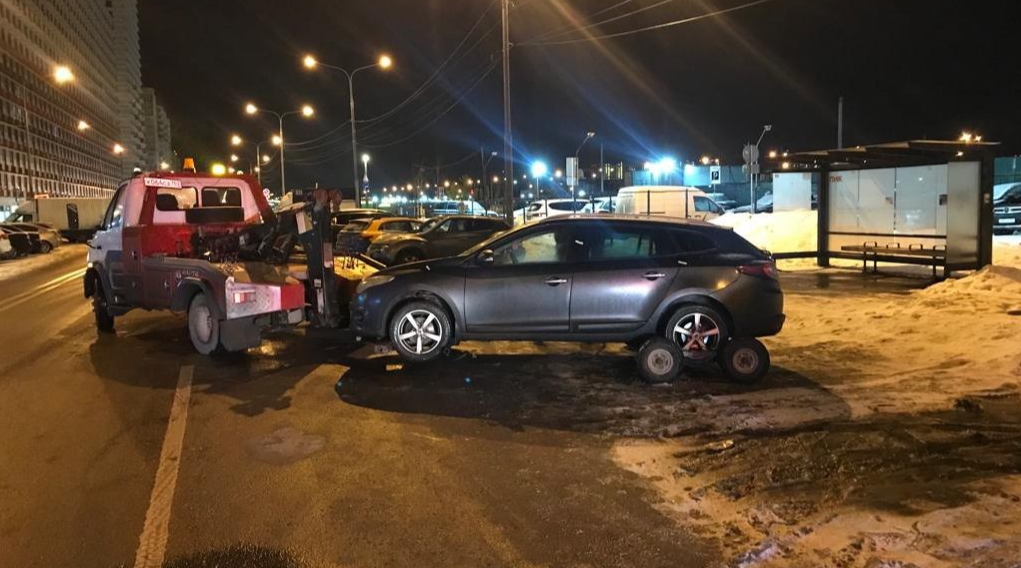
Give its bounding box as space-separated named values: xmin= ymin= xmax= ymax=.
xmin=581 ymin=197 xmax=615 ymax=214
xmin=367 ymin=215 xmax=510 ymax=266
xmin=0 ymin=225 xmax=41 ymax=255
xmin=336 ymin=217 xmax=423 ymax=254
xmin=4 ymin=222 xmax=61 ymax=252
xmin=351 ymin=215 xmax=785 ymax=382
xmin=514 ymin=199 xmax=589 ymax=224
xmin=704 ymin=192 xmax=738 ymax=210
xmin=0 ymin=229 xmax=13 ymax=259
xmin=0 ymin=226 xmax=35 ymax=257
xmin=733 ymin=192 xmax=774 ymax=214
xmin=615 ymin=186 xmax=726 ymax=220
xmin=993 ymin=182 xmax=1021 ymax=235
xmin=329 ymin=208 xmax=392 ymax=240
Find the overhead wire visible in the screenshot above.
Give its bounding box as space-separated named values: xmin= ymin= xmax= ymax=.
xmin=520 ymin=0 xmax=777 ymax=46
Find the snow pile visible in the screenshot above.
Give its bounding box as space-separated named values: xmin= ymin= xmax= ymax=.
xmin=712 ymin=211 xmax=817 ymax=254
xmin=995 ymin=234 xmax=1021 ymax=268
xmin=0 ymin=245 xmax=85 ymax=282
xmin=918 ymin=264 xmax=1021 ymax=301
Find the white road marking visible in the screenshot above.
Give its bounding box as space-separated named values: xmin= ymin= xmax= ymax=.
xmin=0 ymin=267 xmax=86 ymax=314
xmin=132 ymin=365 xmax=194 ymax=568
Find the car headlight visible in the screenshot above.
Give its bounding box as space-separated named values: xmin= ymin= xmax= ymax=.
xmin=356 ymin=274 xmax=395 ymax=294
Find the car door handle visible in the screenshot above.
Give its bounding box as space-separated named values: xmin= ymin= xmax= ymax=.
xmin=643 ymin=272 xmax=667 ymax=280
xmin=544 ymin=277 xmax=568 ymax=286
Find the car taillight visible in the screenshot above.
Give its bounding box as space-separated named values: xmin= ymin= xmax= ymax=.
xmin=232 ymin=290 xmax=256 ymax=304
xmin=738 ymin=262 xmax=778 ymax=280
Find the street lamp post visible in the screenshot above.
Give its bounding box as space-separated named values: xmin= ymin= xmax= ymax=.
xmin=572 ymin=132 xmax=595 ymax=206
xmin=481 ymin=150 xmax=498 ymax=206
xmin=245 ymin=103 xmax=314 ymax=195
xmin=303 ymin=54 xmax=392 ymax=207
xmin=750 ymin=124 xmax=772 ymax=214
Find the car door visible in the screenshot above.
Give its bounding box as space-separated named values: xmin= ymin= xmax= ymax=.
xmin=90 ymin=182 xmax=130 ymax=302
xmin=569 ymin=222 xmax=680 ymax=334
xmin=464 ymin=225 xmax=578 ymax=333
xmin=427 ymin=218 xmax=473 ymax=257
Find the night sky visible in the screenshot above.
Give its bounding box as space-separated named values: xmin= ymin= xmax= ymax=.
xmin=139 ymin=0 xmax=1020 ymax=190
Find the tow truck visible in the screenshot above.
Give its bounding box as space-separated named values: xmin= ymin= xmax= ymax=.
xmin=84 ymin=161 xmax=373 ymax=355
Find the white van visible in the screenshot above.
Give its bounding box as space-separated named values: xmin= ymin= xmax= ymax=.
xmin=615 ymin=185 xmax=725 ymax=221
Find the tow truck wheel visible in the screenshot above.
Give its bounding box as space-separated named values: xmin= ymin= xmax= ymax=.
xmin=719 ymin=337 xmax=770 ymax=384
xmin=188 ymin=293 xmax=225 ymax=356
xmin=93 ymin=281 xmax=115 ymax=333
xmin=390 ymin=301 xmax=451 ymax=363
xmin=636 ymin=337 xmax=684 ymax=384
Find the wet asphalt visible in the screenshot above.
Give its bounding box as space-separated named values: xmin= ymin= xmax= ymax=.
xmin=0 ymin=247 xmax=714 ymax=568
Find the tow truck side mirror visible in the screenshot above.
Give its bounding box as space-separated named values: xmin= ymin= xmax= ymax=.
xmin=477 ymin=249 xmax=495 ymax=266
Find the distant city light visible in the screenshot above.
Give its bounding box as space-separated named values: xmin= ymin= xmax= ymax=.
xmin=112 ymin=143 xmax=125 ymax=155
xmin=303 ymin=55 xmax=318 ymax=69
xmin=230 ymin=154 xmax=239 ymax=163
xmin=272 ymin=135 xmax=282 ymax=146
xmin=301 ymin=105 xmax=315 ymax=117
xmin=646 ymin=157 xmax=677 ymax=176
xmin=530 ymin=161 xmax=548 ymax=178
xmin=231 ymin=134 xmax=243 ymax=146
xmin=700 ymin=156 xmax=711 ymax=166
xmin=159 ymin=161 xmax=170 ymax=170
xmin=378 ymin=54 xmax=393 ymax=69
xmin=245 ymin=103 xmax=258 ymax=115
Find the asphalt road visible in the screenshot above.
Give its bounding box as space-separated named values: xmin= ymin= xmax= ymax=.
xmin=0 ymin=247 xmax=715 ymax=568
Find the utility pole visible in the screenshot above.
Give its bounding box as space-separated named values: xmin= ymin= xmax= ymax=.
xmin=837 ymin=96 xmax=844 ymax=149
xmin=501 ymin=0 xmax=514 ymax=224
xmin=599 ymin=143 xmax=604 ymax=197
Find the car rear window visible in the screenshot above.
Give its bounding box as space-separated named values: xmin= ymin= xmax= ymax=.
xmin=549 ymin=201 xmax=587 ymax=212
xmin=701 ymin=228 xmax=767 ymax=258
xmin=342 ymin=221 xmax=371 ymax=232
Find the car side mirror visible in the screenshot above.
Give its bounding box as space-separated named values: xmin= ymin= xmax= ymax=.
xmin=477 ymin=249 xmax=495 ymax=266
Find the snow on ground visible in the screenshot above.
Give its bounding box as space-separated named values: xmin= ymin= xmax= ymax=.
xmin=0 ymin=244 xmax=85 ymax=282
xmin=608 ymin=212 xmax=1021 ymax=566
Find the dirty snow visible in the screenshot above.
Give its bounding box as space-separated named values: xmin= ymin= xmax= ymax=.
xmin=0 ymin=244 xmax=86 ymax=282
xmin=608 ymin=213 xmax=1021 ymax=567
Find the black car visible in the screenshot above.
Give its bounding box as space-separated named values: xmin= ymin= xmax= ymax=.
xmin=351 ymin=215 xmax=785 ymax=381
xmin=993 ymin=183 xmax=1021 ymax=235
xmin=366 ymin=215 xmax=509 ymax=266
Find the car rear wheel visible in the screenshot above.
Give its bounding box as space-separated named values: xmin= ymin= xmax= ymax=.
xmin=39 ymin=241 xmax=53 ymax=254
xmin=395 ymin=249 xmax=424 ymax=265
xmin=719 ymin=337 xmax=770 ymax=383
xmin=93 ymin=280 xmax=115 ymax=333
xmin=188 ymin=293 xmax=225 ymax=356
xmin=390 ymin=301 xmax=451 ymax=363
xmin=665 ymin=304 xmax=729 ymax=362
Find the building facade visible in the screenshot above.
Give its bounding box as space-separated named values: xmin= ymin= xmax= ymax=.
xmin=141 ymin=87 xmax=172 ymax=170
xmin=0 ymin=0 xmax=161 ymax=210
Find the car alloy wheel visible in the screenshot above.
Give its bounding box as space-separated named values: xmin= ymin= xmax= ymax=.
xmin=395 ymin=309 xmax=443 ymax=356
xmin=672 ymin=312 xmax=722 ymax=361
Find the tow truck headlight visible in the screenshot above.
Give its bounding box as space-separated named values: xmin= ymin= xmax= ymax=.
xmin=356 ymin=274 xmax=395 ymax=294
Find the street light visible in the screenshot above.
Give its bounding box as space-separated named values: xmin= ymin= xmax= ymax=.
xmin=231 ymin=134 xmax=243 ymax=146
xmin=53 ymin=65 xmax=75 ymax=84
xmin=573 ymin=132 xmax=595 ymax=204
xmin=230 ymin=154 xmax=239 ymax=163
xmin=361 ymin=153 xmax=371 ymax=190
xmin=211 ymin=163 xmax=227 ymax=176
xmin=303 ymin=52 xmax=394 ymax=206
xmin=77 ymin=120 xmax=90 ymax=132
xmin=112 ymin=143 xmax=125 ymax=155
xmin=245 ymin=103 xmax=315 ymax=195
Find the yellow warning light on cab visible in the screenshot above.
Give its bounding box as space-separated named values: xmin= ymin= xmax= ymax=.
xmin=182 ymin=158 xmax=197 ymax=173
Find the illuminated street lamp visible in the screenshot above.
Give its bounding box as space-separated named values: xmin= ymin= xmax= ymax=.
xmin=303 ymin=52 xmax=394 ymax=206
xmin=231 ymin=134 xmax=243 ymax=146
xmin=361 ymin=153 xmax=371 ymax=189
xmin=53 ymin=65 xmax=75 ymax=84
xmin=245 ymin=102 xmax=315 ymax=194
xmin=77 ymin=120 xmax=91 ymax=132
xmin=230 ymin=154 xmax=239 ymax=163
xmin=211 ymin=163 xmax=227 ymax=176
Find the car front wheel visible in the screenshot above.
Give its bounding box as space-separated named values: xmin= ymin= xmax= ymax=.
xmin=390 ymin=301 xmax=451 ymax=363
xmin=665 ymin=304 xmax=730 ymax=362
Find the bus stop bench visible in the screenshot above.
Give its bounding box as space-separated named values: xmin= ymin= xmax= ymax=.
xmin=840 ymin=242 xmax=947 ymax=279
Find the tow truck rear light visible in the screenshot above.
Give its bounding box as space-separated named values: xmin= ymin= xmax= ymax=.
xmin=232 ymin=290 xmax=256 ymax=304
xmin=738 ymin=261 xmax=778 ymax=280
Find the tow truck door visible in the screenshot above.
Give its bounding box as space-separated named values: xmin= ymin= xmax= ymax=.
xmin=90 ymin=182 xmax=133 ymax=304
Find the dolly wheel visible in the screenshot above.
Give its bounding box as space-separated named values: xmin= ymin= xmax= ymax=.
xmin=719 ymin=338 xmax=770 ymax=384
xmin=636 ymin=337 xmax=684 ymax=384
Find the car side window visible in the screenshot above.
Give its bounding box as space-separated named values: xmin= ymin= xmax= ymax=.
xmin=436 ymin=219 xmax=467 ymax=233
xmin=693 ymin=196 xmax=715 ymax=213
xmin=582 ymin=226 xmax=677 ymax=260
xmin=492 ymin=227 xmax=574 ymax=266
xmin=671 ymin=229 xmax=717 ymax=254
xmin=382 ymin=221 xmax=413 ymax=232
xmin=103 ymin=183 xmax=129 ymax=229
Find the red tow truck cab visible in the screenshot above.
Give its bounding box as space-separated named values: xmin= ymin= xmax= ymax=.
xmin=85 ymin=171 xmax=307 ymax=354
